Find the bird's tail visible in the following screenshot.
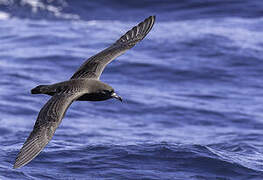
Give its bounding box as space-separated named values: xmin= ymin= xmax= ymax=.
xmin=31 ymin=85 xmax=49 ymax=94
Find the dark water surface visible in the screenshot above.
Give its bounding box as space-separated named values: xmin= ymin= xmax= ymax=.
xmin=0 ymin=0 xmax=263 ymax=179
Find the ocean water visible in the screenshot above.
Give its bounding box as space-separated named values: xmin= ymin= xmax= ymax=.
xmin=0 ymin=0 xmax=263 ymax=179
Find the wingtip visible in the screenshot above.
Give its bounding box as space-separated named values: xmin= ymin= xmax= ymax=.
xmin=13 ymin=153 xmax=37 ymax=169
xmin=13 ymin=163 xmax=20 ymax=169
xmin=13 ymin=156 xmax=25 ymax=169
xmin=147 ymin=15 xmax=156 ymax=22
xmin=13 ymin=152 xmax=21 ymax=169
xmin=114 ymin=15 xmax=156 ymax=47
xmin=13 ymin=159 xmax=23 ymax=169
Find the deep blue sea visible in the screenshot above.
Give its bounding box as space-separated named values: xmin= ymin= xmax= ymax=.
xmin=0 ymin=0 xmax=263 ymax=179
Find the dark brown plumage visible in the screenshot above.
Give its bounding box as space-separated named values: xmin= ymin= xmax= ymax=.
xmin=14 ymin=16 xmax=155 ymax=169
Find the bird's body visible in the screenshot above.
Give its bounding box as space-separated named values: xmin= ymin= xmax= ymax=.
xmin=14 ymin=16 xmax=155 ymax=169
xmin=31 ymin=79 xmax=114 ymax=101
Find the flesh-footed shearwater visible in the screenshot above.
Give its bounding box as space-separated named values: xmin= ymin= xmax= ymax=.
xmin=14 ymin=16 xmax=155 ymax=169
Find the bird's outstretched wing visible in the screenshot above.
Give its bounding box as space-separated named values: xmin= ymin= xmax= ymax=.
xmin=70 ymin=16 xmax=155 ymax=80
xmin=14 ymin=92 xmax=83 ymax=169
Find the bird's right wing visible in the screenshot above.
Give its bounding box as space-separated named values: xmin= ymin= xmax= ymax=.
xmin=14 ymin=92 xmax=83 ymax=169
xmin=70 ymin=16 xmax=155 ymax=80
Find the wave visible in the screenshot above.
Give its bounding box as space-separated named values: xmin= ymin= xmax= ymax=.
xmin=2 ymin=143 xmax=262 ymax=179
xmin=0 ymin=0 xmax=262 ymax=21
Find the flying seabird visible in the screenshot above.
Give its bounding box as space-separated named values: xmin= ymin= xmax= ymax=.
xmin=14 ymin=16 xmax=155 ymax=169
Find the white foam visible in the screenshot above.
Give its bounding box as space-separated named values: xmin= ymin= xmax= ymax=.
xmin=0 ymin=11 xmax=9 ymax=20
xmin=21 ymin=0 xmax=79 ymax=19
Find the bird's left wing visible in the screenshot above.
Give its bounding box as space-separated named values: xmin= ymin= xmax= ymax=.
xmin=70 ymin=16 xmax=155 ymax=80
xmin=14 ymin=92 xmax=83 ymax=169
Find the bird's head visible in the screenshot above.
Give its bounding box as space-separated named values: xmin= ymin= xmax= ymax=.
xmin=90 ymin=81 xmax=123 ymax=102
xmin=96 ymin=84 xmax=122 ymax=102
